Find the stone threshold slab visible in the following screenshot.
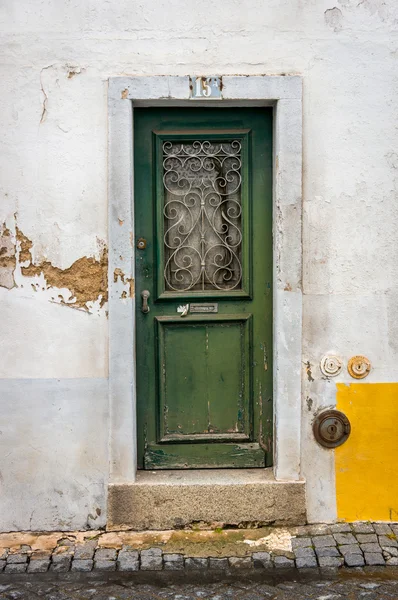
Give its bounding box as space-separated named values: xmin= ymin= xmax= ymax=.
xmin=108 ymin=468 xmax=306 ymax=530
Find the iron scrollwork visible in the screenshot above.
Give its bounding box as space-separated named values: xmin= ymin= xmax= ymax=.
xmin=163 ymin=140 xmax=243 ymax=292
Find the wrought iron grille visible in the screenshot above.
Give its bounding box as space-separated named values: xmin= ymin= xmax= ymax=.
xmin=163 ymin=140 xmax=242 ymax=292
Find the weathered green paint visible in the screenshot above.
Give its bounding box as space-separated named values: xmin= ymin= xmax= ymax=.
xmin=134 ymin=108 xmax=273 ymax=469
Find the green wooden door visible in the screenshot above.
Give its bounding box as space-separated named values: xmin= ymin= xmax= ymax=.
xmin=135 ymin=108 xmax=272 ymax=469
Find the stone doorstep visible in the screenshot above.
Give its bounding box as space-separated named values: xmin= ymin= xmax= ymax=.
xmin=107 ymin=469 xmax=306 ymax=530
xmin=0 ymin=521 xmax=398 ymax=572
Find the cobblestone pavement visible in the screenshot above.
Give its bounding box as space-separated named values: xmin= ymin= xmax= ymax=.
xmin=1 ymin=568 xmax=398 ymax=599
xmin=2 ymin=522 xmax=398 ymax=573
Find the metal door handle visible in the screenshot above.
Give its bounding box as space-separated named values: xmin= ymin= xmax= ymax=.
xmin=141 ymin=290 xmax=150 ymax=313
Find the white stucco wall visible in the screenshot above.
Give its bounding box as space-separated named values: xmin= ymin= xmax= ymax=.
xmin=0 ymin=0 xmax=397 ymax=529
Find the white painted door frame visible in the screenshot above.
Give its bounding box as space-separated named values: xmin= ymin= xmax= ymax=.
xmin=108 ymin=75 xmax=303 ymax=484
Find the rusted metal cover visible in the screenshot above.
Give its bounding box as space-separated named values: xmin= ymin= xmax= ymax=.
xmin=313 ymin=409 xmax=351 ymax=449
xmin=136 ymin=237 xmax=147 ymax=250
xmin=347 ymin=355 xmax=371 ymax=379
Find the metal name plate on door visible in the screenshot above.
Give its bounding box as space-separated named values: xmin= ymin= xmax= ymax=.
xmin=190 ymin=303 xmax=219 ymax=313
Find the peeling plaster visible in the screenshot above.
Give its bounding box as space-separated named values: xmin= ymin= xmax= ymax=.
xmin=114 ymin=267 xmax=134 ymax=298
xmin=0 ymin=221 xmax=108 ymax=312
xmin=324 ymin=7 xmax=343 ymax=31
xmin=0 ymin=226 xmax=16 ymax=290
xmin=66 ymin=65 xmax=83 ymax=79
xmin=22 ymin=250 xmax=108 ymax=309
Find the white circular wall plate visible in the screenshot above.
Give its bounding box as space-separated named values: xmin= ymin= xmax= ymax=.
xmin=320 ymin=355 xmax=343 ymax=377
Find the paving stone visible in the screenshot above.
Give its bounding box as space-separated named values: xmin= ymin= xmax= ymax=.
xmin=27 ymin=559 xmax=50 ymax=573
xmin=228 ymin=556 xmax=252 ymax=569
xmin=344 ymin=553 xmax=365 ymax=567
xmin=74 ymin=540 xmax=97 ymax=560
xmin=141 ymin=548 xmax=163 ymax=571
xmin=164 ymin=554 xmax=184 ymax=570
xmin=71 ymin=559 xmax=93 ymax=572
xmin=360 ymin=542 xmax=382 ymax=553
xmin=30 ymin=551 xmax=52 ymax=560
xmin=330 ymin=523 xmax=352 ymax=533
xmin=289 ymin=526 xmax=309 ymax=536
xmin=50 ymin=555 xmax=71 ymax=572
xmin=315 ymin=547 xmax=341 ymax=558
xmin=364 ymin=552 xmax=385 ymax=566
xmin=312 ymin=535 xmax=336 ymax=548
xmin=356 ymin=533 xmax=378 ymax=544
xmin=352 ymin=522 xmax=375 ymax=534
xmin=383 ymin=546 xmax=398 ymax=557
xmin=378 ymin=534 xmax=398 ymax=547
xmin=374 ymin=523 xmax=393 ymax=535
xmin=294 ymin=547 xmax=316 ymax=558
xmin=0 ymin=561 xmax=5 ymax=572
xmin=185 ymin=557 xmax=208 ymax=569
xmin=5 ymin=563 xmax=27 ymax=573
xmin=52 ymin=546 xmax=74 ymax=559
xmin=296 ymin=556 xmax=317 ymax=568
xmin=118 ymin=548 xmax=139 ymax=560
xmin=307 ymin=524 xmax=331 ymax=536
xmin=94 ymin=548 xmax=117 ymax=561
xmin=0 ymin=550 xmax=8 ymax=560
xmin=318 ymin=556 xmax=344 ymax=568
xmin=57 ymin=537 xmax=75 ymax=547
xmin=209 ymin=557 xmax=229 ymax=569
xmin=333 ymin=533 xmax=356 ymax=545
xmin=387 ymin=557 xmax=398 ymax=565
xmin=252 ymin=552 xmax=272 ymax=568
xmin=7 ymin=554 xmax=28 ymax=564
xmin=339 ymin=544 xmax=362 ymax=556
xmin=291 ymin=537 xmax=312 ymax=549
xmin=94 ymin=559 xmax=116 ymax=571
xmin=117 ymin=550 xmax=139 ymax=572
xmin=273 ymin=556 xmax=295 ymax=568
xmin=391 ymin=523 xmax=398 ymax=536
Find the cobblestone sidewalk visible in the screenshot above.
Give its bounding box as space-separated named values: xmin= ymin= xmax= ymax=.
xmin=0 ymin=522 xmax=398 ymax=574
xmin=1 ymin=568 xmax=398 ymax=599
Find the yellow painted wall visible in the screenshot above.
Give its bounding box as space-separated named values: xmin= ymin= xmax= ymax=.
xmin=336 ymin=383 xmax=398 ymax=522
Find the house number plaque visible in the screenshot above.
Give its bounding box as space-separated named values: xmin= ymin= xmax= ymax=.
xmin=189 ymin=77 xmax=222 ymax=99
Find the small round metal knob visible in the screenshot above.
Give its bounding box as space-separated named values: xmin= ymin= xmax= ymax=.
xmin=136 ymin=238 xmax=147 ymax=250
xmin=313 ymin=409 xmax=351 ymax=449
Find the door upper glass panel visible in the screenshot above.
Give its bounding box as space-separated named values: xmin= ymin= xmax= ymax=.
xmin=163 ymin=139 xmax=242 ymax=292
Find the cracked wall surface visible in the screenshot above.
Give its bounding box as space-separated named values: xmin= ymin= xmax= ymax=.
xmin=0 ymin=0 xmax=398 ymax=530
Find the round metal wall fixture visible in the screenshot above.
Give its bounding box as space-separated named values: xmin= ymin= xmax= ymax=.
xmin=136 ymin=237 xmax=147 ymax=250
xmin=320 ymin=355 xmax=342 ymax=377
xmin=347 ymin=355 xmax=371 ymax=379
xmin=313 ymin=409 xmax=351 ymax=449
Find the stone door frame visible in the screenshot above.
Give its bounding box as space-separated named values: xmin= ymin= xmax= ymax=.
xmin=108 ymin=75 xmax=303 ymax=485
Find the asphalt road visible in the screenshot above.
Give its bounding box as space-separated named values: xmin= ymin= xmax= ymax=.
xmin=1 ymin=567 xmax=398 ymax=599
